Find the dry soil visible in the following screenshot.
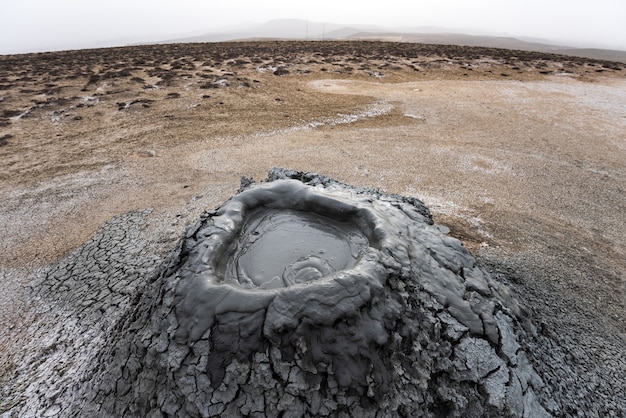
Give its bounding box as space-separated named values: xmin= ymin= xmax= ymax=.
xmin=1 ymin=41 xmax=625 ymax=415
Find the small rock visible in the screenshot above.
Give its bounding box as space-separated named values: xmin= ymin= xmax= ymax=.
xmin=137 ymin=150 xmax=156 ymax=157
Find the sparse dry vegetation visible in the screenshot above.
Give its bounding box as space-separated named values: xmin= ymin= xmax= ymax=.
xmin=1 ymin=41 xmax=625 ymax=415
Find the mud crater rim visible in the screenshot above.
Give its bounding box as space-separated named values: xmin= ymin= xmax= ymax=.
xmin=207 ymin=180 xmax=384 ymax=291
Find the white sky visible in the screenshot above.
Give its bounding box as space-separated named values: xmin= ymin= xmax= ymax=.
xmin=2 ymin=0 xmax=625 ymax=54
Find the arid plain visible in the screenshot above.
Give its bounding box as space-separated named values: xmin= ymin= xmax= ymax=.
xmin=1 ymin=41 xmax=625 ymax=414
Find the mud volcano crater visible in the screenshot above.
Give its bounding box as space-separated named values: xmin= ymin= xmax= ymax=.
xmin=217 ymin=186 xmax=378 ymax=290
xmin=223 ymin=209 xmax=370 ymax=289
xmin=82 ymin=168 xmax=555 ymax=417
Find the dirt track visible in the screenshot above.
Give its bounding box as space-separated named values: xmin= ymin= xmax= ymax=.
xmin=1 ymin=41 xmax=625 ymax=415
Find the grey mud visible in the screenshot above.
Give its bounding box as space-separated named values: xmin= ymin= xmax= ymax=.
xmin=69 ymin=169 xmax=555 ymax=417
xmin=222 ymin=208 xmax=369 ymax=289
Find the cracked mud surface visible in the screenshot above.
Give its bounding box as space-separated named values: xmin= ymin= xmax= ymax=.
xmin=65 ymin=169 xmax=552 ymax=417
xmin=1 ymin=41 xmax=625 ymax=416
xmin=9 ymin=169 xmax=552 ymax=417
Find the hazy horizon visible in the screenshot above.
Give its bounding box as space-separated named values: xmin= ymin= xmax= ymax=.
xmin=2 ymin=0 xmax=626 ymax=55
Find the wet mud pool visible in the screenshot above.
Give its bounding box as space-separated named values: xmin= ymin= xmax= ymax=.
xmin=223 ymin=208 xmax=369 ymax=289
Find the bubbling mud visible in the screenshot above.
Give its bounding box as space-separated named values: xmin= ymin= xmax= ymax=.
xmin=222 ymin=209 xmax=370 ymax=289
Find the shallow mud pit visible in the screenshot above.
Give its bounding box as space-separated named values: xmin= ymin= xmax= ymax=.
xmin=53 ymin=168 xmax=554 ymax=417
xmin=222 ymin=208 xmax=369 ymax=289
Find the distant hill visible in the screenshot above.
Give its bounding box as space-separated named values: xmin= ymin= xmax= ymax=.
xmin=348 ymin=32 xmax=626 ymax=63
xmin=549 ymin=48 xmax=626 ymax=63
xmin=152 ymin=19 xmax=626 ymax=64
xmin=348 ymin=32 xmax=563 ymax=52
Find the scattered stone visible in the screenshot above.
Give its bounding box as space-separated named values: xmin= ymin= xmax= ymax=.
xmin=117 ymin=99 xmax=154 ymax=111
xmin=136 ymin=149 xmax=156 ymax=157
xmin=273 ymin=67 xmax=290 ymax=76
xmin=0 ymin=133 xmax=12 ymax=146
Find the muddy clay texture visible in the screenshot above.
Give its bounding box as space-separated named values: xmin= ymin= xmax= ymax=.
xmin=44 ymin=168 xmax=551 ymax=417
xmin=1 ymin=41 xmax=625 ymax=417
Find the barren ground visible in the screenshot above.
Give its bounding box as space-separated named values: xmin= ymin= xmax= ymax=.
xmin=1 ymin=41 xmax=625 ymax=415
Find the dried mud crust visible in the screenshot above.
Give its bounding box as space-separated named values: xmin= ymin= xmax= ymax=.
xmin=33 ymin=169 xmax=552 ymax=417
xmin=0 ymin=210 xmax=163 ymax=416
xmin=0 ymin=41 xmax=625 ymax=417
xmin=4 ymin=169 xmax=619 ymax=417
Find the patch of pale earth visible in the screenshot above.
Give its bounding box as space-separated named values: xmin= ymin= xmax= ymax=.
xmin=406 ymin=190 xmax=493 ymax=240
xmin=254 ymin=101 xmax=393 ymax=135
xmin=0 ymin=166 xmax=121 ymax=258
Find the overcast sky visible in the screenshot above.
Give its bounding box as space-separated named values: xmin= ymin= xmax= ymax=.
xmin=2 ymin=0 xmax=625 ymax=54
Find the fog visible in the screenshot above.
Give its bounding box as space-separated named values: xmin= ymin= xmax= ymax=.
xmin=2 ymin=0 xmax=625 ymax=54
